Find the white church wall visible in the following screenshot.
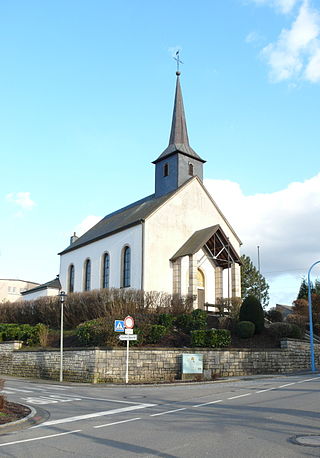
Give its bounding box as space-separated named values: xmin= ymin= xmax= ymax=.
xmin=59 ymin=225 xmax=143 ymax=293
xmin=144 ymin=178 xmax=240 ymax=294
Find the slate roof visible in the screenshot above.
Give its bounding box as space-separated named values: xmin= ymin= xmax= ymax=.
xmin=21 ymin=277 xmax=61 ymax=295
xmin=59 ymin=190 xmax=177 ymax=255
xmin=171 ymin=224 xmax=241 ymax=266
xmin=171 ymin=226 xmax=220 ymax=261
xmin=153 ymin=75 xmax=205 ymax=164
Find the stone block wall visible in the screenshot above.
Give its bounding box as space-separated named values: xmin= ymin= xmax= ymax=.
xmin=0 ymin=340 xmax=319 ymax=383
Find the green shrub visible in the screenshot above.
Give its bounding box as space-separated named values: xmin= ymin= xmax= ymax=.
xmin=191 ymin=330 xmax=206 ymax=347
xmin=191 ymin=309 xmax=207 ymax=330
xmin=268 ymin=322 xmax=303 ymax=339
xmin=266 ymin=308 xmax=283 ymax=323
xmin=239 ymin=295 xmax=264 ymax=334
xmin=190 ymin=329 xmax=231 ymax=348
xmin=206 ymin=329 xmax=231 ymax=348
xmin=176 ymin=310 xmax=207 ymax=334
xmin=0 ymin=323 xmax=46 ymax=346
xmin=146 ymin=325 xmax=167 ymax=344
xmin=158 ymin=313 xmax=175 ymax=329
xmin=175 ymin=314 xmax=194 ymax=333
xmin=235 ymin=321 xmax=255 ymax=339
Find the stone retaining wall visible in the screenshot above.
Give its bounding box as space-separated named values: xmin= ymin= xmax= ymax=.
xmin=0 ymin=340 xmax=319 ymax=383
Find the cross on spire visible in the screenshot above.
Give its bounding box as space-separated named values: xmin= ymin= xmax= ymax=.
xmin=173 ymin=50 xmax=183 ymax=75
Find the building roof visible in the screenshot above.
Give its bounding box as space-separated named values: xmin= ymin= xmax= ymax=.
xmin=59 ymin=175 xmax=242 ymax=256
xmin=171 ymin=224 xmax=241 ymax=267
xmin=153 ymin=74 xmax=206 ymax=164
xmin=59 ymin=190 xmax=178 ymax=255
xmin=21 ymin=277 xmax=61 ymax=295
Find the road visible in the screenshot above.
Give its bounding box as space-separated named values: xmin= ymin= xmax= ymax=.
xmin=0 ymin=373 xmax=319 ymax=457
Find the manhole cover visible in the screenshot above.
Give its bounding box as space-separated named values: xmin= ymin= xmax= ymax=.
xmin=292 ymin=435 xmax=320 ymax=447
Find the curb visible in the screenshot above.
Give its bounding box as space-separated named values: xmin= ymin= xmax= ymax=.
xmin=0 ymin=404 xmax=48 ymax=433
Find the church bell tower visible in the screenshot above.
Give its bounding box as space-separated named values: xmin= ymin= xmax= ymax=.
xmin=153 ymin=70 xmax=206 ymax=197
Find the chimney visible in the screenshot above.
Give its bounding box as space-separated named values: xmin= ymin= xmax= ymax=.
xmin=70 ymin=232 xmax=78 ymax=244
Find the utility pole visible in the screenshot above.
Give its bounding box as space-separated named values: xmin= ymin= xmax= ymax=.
xmin=257 ymin=246 xmax=261 ymax=303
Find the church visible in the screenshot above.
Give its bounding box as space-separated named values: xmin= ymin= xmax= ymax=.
xmin=58 ymin=70 xmax=242 ymax=309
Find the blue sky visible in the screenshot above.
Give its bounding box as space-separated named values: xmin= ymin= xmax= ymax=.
xmin=1 ymin=0 xmax=320 ymax=305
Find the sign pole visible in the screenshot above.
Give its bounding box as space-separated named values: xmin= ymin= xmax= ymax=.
xmin=126 ymin=339 xmax=129 ymax=384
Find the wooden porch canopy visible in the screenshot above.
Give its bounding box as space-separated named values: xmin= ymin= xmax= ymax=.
xmin=170 ymin=225 xmax=241 ymax=269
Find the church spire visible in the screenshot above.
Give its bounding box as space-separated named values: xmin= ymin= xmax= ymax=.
xmin=168 ymin=73 xmax=190 ymax=147
xmin=153 ymin=64 xmax=206 ymax=197
xmin=153 ymin=71 xmax=205 ymax=164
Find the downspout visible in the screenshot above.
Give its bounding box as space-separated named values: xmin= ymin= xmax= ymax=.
xmin=141 ymin=220 xmax=145 ymax=291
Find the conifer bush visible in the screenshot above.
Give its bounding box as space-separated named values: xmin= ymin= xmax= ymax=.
xmin=239 ymin=295 xmax=264 ymax=334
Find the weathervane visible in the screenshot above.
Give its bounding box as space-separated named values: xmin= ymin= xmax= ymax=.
xmin=173 ymin=50 xmax=183 ymax=75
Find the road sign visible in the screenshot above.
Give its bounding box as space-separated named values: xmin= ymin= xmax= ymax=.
xmin=125 ymin=328 xmax=133 ymax=335
xmin=114 ymin=320 xmax=125 ymax=332
xmin=119 ymin=334 xmax=137 ymax=341
xmin=124 ymin=316 xmax=134 ymax=329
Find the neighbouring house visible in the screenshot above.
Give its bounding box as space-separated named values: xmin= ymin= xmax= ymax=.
xmin=0 ymin=279 xmax=40 ymax=303
xmin=58 ymin=71 xmax=242 ymax=310
xmin=21 ymin=276 xmax=61 ymax=301
xmin=276 ymin=304 xmax=294 ymax=320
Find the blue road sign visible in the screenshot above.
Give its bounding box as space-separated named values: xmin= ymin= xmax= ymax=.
xmin=114 ymin=320 xmax=125 ymax=332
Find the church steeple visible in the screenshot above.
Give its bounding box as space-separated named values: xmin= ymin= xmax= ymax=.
xmin=153 ymin=71 xmax=206 ymax=197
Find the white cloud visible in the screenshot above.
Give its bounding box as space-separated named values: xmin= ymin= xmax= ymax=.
xmin=205 ymin=173 xmax=320 ymax=304
xmin=74 ymin=215 xmax=101 ymax=237
xmin=5 ymin=192 xmax=36 ymax=210
xmin=258 ymin=1 xmax=320 ymax=83
xmin=250 ymin=0 xmax=300 ymax=14
xmin=245 ymin=31 xmax=263 ymax=44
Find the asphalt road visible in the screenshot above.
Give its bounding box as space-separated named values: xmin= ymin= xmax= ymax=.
xmin=0 ymin=373 xmax=319 ymax=457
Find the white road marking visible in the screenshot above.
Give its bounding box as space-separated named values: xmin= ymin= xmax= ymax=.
xmin=34 ymin=384 xmax=72 ymax=390
xmin=277 ymin=382 xmax=296 ymax=388
xmin=62 ymin=395 xmax=151 ymax=404
xmin=255 ymin=388 xmax=276 ymax=393
xmin=21 ymin=395 xmax=82 ymax=405
xmin=227 ymin=393 xmax=251 ymax=400
xmin=94 ymin=417 xmax=141 ymax=429
xmin=3 ymin=387 xmax=34 ymax=393
xmin=193 ymin=399 xmax=223 ymax=407
xmin=300 ymin=377 xmax=320 ymax=382
xmin=150 ymin=408 xmax=186 ymax=417
xmin=0 ymin=430 xmax=81 ymax=447
xmin=36 ymin=403 xmax=156 ymax=427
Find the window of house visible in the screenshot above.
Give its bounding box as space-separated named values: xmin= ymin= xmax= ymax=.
xmin=188 ymin=162 xmax=194 ymax=176
xmin=84 ymin=259 xmax=91 ymax=291
xmin=102 ymin=253 xmax=110 ymax=288
xmin=69 ymin=264 xmax=75 ymax=293
xmin=122 ymin=246 xmax=131 ymax=288
xmin=163 ymin=163 xmax=169 ymax=177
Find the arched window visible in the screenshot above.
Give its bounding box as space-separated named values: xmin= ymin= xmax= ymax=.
xmin=122 ymin=246 xmax=131 ymax=288
xmin=163 ymin=163 xmax=169 ymax=177
xmin=102 ymin=253 xmax=110 ymax=289
xmin=84 ymin=259 xmax=91 ymax=291
xmin=68 ymin=264 xmax=75 ymax=293
xmin=188 ymin=162 xmax=194 ymax=176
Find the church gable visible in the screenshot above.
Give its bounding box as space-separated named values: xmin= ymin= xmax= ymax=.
xmin=143 ymin=177 xmax=241 ymax=294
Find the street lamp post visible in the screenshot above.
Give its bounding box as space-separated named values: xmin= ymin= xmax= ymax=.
xmin=59 ymin=290 xmax=67 ymax=382
xmin=307 ymin=261 xmax=319 ymax=373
